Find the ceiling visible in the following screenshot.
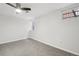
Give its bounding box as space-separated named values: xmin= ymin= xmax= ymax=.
xmin=0 ymin=3 xmax=73 ymax=20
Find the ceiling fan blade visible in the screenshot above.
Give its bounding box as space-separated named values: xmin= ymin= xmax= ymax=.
xmin=6 ymin=3 xmax=16 ymax=8
xmin=21 ymin=8 xmax=31 ymax=11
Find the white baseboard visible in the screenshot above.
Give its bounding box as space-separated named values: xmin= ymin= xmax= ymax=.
xmin=0 ymin=37 xmax=28 ymax=45
xmin=0 ymin=36 xmax=78 ymax=55
xmin=31 ymin=37 xmax=79 ymax=56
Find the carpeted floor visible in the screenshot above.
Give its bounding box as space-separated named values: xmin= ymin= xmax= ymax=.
xmin=0 ymin=38 xmax=76 ymax=56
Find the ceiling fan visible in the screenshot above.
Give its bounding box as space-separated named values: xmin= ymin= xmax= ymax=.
xmin=6 ymin=3 xmax=31 ymax=13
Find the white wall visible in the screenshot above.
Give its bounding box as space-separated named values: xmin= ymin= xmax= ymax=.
xmin=32 ymin=4 xmax=79 ymax=55
xmin=0 ymin=4 xmax=34 ymax=44
xmin=0 ymin=13 xmax=33 ymax=44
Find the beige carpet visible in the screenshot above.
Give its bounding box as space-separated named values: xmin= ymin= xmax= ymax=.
xmin=0 ymin=38 xmax=76 ymax=56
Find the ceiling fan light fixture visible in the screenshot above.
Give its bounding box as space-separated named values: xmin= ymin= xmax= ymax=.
xmin=6 ymin=3 xmax=31 ymax=14
xmin=15 ymin=8 xmax=22 ymax=13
